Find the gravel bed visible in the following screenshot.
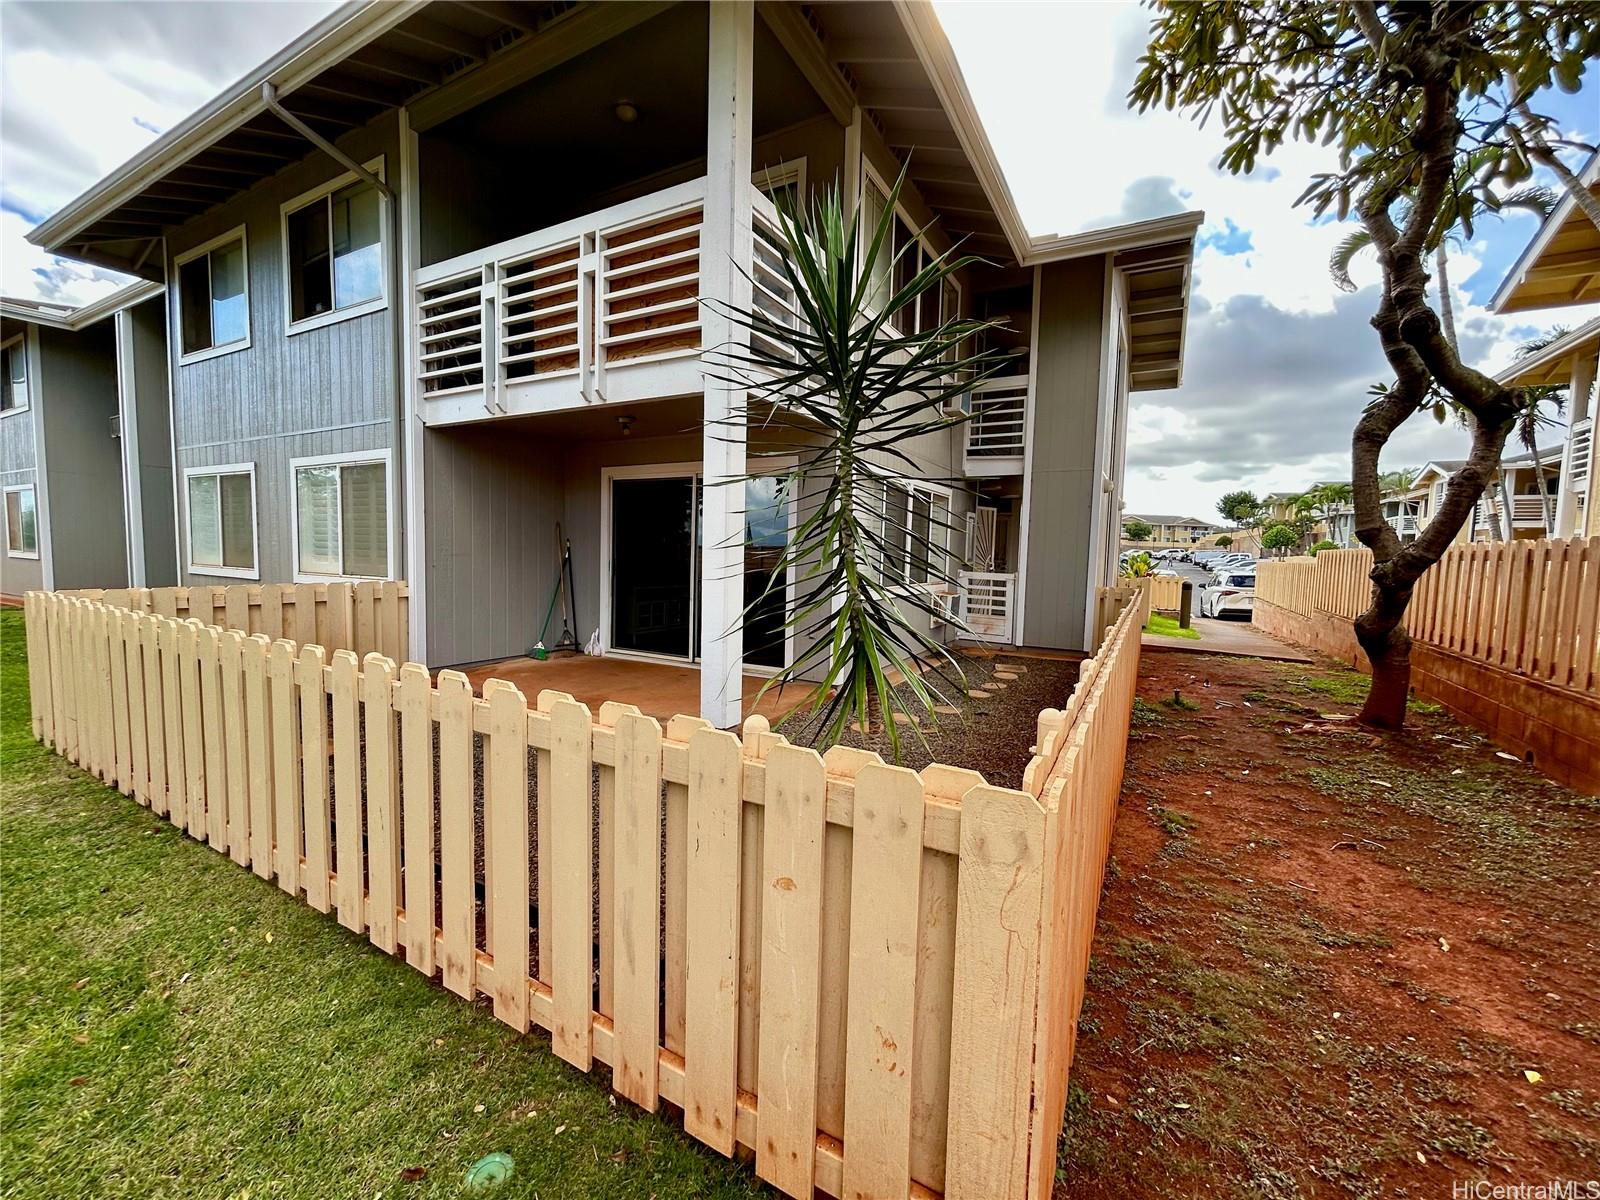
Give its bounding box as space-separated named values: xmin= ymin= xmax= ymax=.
xmin=776 ymin=649 xmax=1085 ymax=788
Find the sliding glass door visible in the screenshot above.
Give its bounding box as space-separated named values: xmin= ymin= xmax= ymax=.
xmin=608 ymin=471 xmax=792 ymax=668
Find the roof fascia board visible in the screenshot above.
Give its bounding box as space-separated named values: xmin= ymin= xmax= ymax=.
xmin=1488 ymin=151 xmax=1600 ymax=314
xmin=1492 ymin=315 xmax=1600 ymax=384
xmin=1025 ymin=210 xmax=1204 ymax=266
xmin=28 ymin=0 xmax=421 ymax=252
xmin=0 ymin=280 xmax=165 ymax=331
xmin=890 ymin=0 xmax=1033 ymax=262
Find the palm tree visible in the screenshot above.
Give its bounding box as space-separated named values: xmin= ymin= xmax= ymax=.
xmin=1510 ymin=328 xmax=1573 ymax=533
xmin=707 ymin=169 xmax=1017 ymax=759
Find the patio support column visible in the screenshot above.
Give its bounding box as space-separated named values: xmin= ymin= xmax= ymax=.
xmin=699 ymin=0 xmax=754 ymax=728
xmin=1553 ymin=349 xmax=1595 ymax=537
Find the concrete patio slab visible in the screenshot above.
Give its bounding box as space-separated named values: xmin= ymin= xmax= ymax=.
xmin=1142 ymin=616 xmax=1314 ymax=662
xmin=448 ymin=653 xmax=813 ymax=726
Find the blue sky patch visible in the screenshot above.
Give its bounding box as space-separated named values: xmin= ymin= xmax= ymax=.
xmin=1199 ymin=218 xmax=1254 ymax=256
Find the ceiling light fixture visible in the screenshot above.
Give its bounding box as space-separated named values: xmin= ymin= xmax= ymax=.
xmin=614 ymin=99 xmax=639 ymax=123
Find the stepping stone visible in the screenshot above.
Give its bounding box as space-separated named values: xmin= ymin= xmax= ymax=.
xmin=891 ymin=710 xmax=920 ymax=725
xmin=990 ymin=681 xmax=1010 ymax=691
xmin=999 ymin=663 xmax=1029 ymax=673
xmin=994 ymin=671 xmax=1020 ymax=681
xmin=968 ymin=690 xmax=991 ymax=700
xmin=932 ymin=704 xmax=961 ymax=716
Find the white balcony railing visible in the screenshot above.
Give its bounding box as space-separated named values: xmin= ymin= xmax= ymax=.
xmin=957 ymin=570 xmax=1016 ymax=643
xmin=961 ymin=375 xmax=1028 ymax=475
xmin=1568 ymin=418 xmax=1592 ymax=493
xmin=414 ymin=179 xmax=713 ymax=423
xmin=1386 ymin=513 xmax=1419 ymax=536
xmin=1474 ymin=493 xmax=1554 ymax=532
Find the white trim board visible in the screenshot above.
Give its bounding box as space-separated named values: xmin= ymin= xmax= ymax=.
xmin=181 ymin=461 xmax=260 ymax=581
xmin=288 ymin=446 xmax=396 ymax=584
xmin=279 ymin=155 xmax=390 ymax=337
xmin=173 ymin=224 xmax=252 ymax=365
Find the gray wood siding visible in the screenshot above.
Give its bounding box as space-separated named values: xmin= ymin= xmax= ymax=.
xmin=128 ymin=296 xmax=178 ymax=586
xmin=166 ymin=112 xmax=400 ymax=587
xmin=1021 ymin=256 xmax=1107 ymax=651
xmin=38 ymin=323 xmax=128 ymax=590
xmin=423 ymin=424 xmax=565 ymax=668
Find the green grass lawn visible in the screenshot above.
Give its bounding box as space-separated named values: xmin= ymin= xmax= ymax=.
xmin=0 ymin=609 xmax=763 ymax=1200
xmin=1144 ymin=613 xmax=1201 ymax=640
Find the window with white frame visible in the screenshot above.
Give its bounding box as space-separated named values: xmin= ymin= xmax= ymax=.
xmin=292 ymin=452 xmax=389 ymax=580
xmin=860 ymin=169 xmax=962 ymax=336
xmin=283 ymin=161 xmax=385 ymax=329
xmin=1 ymin=335 xmax=28 ymax=413
xmin=859 ymin=474 xmax=951 ymax=586
xmin=176 ymin=228 xmax=249 ymax=360
xmin=4 ymin=484 xmax=38 ymax=557
xmin=185 ymin=466 xmax=257 ymax=577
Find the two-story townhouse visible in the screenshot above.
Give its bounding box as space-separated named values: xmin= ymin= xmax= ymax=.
xmin=29 ymin=0 xmax=1200 ymax=726
xmin=0 ymin=281 xmax=176 ymax=597
xmin=1490 ymin=150 xmax=1598 ymax=539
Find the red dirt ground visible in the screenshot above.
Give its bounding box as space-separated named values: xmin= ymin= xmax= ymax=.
xmin=1056 ymin=648 xmax=1600 ymax=1199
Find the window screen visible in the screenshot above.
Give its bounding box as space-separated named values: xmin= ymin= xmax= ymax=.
xmin=1 ymin=340 xmax=27 ymax=411
xmin=178 ymin=235 xmax=248 ymax=355
xmin=288 ymin=177 xmax=382 ymax=323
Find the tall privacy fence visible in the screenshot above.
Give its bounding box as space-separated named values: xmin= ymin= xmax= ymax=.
xmin=63 ymin=580 xmax=409 ymax=665
xmin=1256 ymin=539 xmax=1599 ymax=698
xmin=21 ymin=586 xmax=1143 ymax=1199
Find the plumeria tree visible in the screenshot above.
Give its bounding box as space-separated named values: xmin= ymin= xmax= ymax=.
xmin=1133 ymin=1 xmax=1600 ymax=728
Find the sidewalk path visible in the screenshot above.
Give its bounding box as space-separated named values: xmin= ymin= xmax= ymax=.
xmin=1142 ymin=615 xmax=1313 ymax=662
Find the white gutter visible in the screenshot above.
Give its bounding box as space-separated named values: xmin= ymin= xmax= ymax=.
xmin=0 ymin=280 xmax=165 ymax=331
xmin=1023 ymin=210 xmax=1205 ymax=266
xmin=1493 ymin=315 xmax=1600 ymax=385
xmin=891 ymin=0 xmax=1033 ymax=263
xmin=27 ymin=0 xmax=421 ymax=252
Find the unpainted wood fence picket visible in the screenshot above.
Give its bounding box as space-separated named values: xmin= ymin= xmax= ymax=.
xmin=21 ymin=585 xmax=1145 ymax=1200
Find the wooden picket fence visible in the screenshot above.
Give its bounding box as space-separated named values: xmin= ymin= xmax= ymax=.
xmin=1092 ymin=581 xmax=1151 ymax=651
xmin=1142 ymin=574 xmax=1184 ymax=612
xmin=1256 ymin=538 xmax=1600 ymax=696
xmin=64 ymin=580 xmax=409 ymax=664
xmin=20 ymin=585 xmax=1145 ymax=1200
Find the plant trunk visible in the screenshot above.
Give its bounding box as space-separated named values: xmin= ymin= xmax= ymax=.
xmin=1435 ymin=246 xmax=1457 ymax=351
xmin=1354 ymin=593 xmax=1414 ymax=728
xmin=1516 ymin=108 xmax=1600 ymax=233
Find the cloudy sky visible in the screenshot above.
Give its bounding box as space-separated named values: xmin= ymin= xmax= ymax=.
xmin=2 ymin=1 xmax=1596 ymax=521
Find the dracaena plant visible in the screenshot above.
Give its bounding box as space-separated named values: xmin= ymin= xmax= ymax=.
xmin=705 ymin=167 xmax=1019 ymax=760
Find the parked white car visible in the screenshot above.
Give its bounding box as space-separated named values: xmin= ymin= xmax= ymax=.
xmin=1200 ymin=567 xmax=1257 ymax=618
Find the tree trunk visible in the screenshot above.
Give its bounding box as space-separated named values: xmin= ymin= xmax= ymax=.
xmin=1355 ymin=597 xmax=1414 ymax=728
xmin=1516 ymin=108 xmax=1600 ymax=233
xmin=1435 ymin=246 xmax=1457 ymax=350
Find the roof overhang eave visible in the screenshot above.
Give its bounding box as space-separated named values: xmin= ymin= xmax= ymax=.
xmin=1022 ymin=209 xmax=1204 ymax=266
xmin=1488 ymin=151 xmax=1600 ymax=314
xmin=890 ymin=0 xmax=1034 ymax=263
xmin=0 ymin=280 xmax=165 ymax=331
xmin=1493 ymin=316 xmax=1600 ymax=386
xmin=26 ymin=0 xmax=417 ymax=255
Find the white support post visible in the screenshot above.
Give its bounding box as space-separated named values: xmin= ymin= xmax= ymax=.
xmin=1554 ymin=350 xmax=1595 ymax=538
xmin=699 ymin=0 xmax=754 ymax=729
xmin=398 ymin=106 xmax=428 ymax=665
xmin=113 ymin=308 xmax=146 ymax=587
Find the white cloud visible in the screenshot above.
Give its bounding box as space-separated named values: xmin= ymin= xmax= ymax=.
xmin=936 ymin=0 xmax=1599 ymax=517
